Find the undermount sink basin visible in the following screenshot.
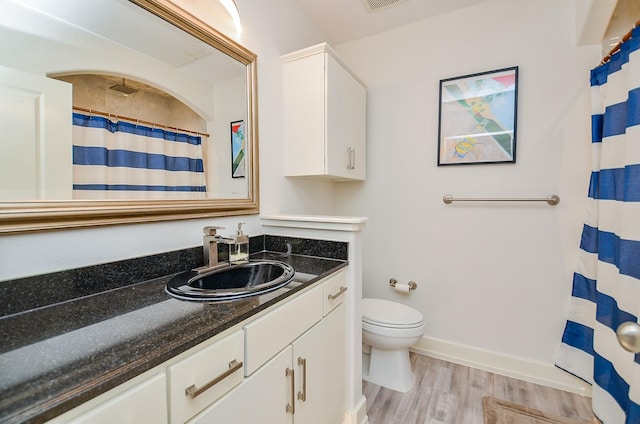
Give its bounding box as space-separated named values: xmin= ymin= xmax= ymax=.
xmin=165 ymin=259 xmax=295 ymax=301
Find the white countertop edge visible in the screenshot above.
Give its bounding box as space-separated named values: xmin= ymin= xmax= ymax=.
xmin=260 ymin=214 xmax=368 ymax=232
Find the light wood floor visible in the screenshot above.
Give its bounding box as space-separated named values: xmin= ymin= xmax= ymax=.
xmin=363 ymin=352 xmax=598 ymax=424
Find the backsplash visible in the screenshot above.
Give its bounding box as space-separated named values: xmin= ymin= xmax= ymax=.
xmin=0 ymin=247 xmax=202 ymax=318
xmin=260 ymin=235 xmax=348 ymax=260
xmin=0 ymin=235 xmax=348 ymax=319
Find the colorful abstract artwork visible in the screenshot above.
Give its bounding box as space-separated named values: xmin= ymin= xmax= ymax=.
xmin=231 ymin=120 xmax=245 ymax=178
xmin=437 ymin=67 xmax=518 ymax=165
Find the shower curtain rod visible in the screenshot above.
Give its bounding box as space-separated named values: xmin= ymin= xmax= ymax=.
xmin=72 ymin=106 xmax=210 ymax=138
xmin=601 ymin=19 xmax=640 ymax=65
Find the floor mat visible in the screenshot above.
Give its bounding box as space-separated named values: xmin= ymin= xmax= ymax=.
xmin=482 ymin=396 xmax=594 ymax=424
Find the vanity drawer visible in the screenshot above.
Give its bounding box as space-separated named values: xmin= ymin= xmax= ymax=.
xmin=323 ymin=269 xmax=347 ymax=316
xmin=61 ymin=373 xmax=166 ymax=424
xmin=168 ymin=330 xmax=244 ymax=424
xmin=243 ymin=284 xmax=323 ymax=375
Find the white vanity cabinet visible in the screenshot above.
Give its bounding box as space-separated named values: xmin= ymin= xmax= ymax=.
xmin=47 ymin=269 xmax=348 ymax=424
xmin=283 ymin=43 xmax=366 ymax=181
xmin=190 ymin=271 xmax=347 ymax=424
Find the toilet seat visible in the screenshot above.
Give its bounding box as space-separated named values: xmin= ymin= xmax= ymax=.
xmin=362 ymin=298 xmax=424 ymax=329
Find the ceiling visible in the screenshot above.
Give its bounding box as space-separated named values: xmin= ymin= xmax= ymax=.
xmin=290 ymin=0 xmax=493 ymax=44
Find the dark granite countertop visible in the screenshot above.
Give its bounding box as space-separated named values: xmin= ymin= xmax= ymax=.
xmin=0 ymin=235 xmax=348 ymax=424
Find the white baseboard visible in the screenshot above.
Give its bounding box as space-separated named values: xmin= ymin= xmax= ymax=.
xmin=343 ymin=395 xmax=368 ymax=424
xmin=411 ymin=336 xmax=592 ymax=397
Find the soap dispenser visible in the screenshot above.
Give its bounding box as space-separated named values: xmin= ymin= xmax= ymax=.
xmin=230 ymin=222 xmax=249 ymax=264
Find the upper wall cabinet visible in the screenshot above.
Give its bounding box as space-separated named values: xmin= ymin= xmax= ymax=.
xmin=283 ymin=43 xmax=367 ymax=181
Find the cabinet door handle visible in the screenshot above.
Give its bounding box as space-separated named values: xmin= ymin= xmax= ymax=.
xmin=285 ymin=368 xmax=295 ymax=414
xmin=346 ymin=147 xmax=355 ymax=170
xmin=328 ymin=286 xmax=348 ymax=300
xmin=297 ymin=357 xmax=307 ymax=402
xmin=185 ymin=359 xmax=243 ymax=399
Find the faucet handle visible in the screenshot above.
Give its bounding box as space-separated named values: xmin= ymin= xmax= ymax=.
xmin=203 ymin=225 xmax=225 ymax=236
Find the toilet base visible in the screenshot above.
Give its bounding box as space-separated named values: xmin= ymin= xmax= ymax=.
xmin=363 ymin=346 xmax=415 ymax=392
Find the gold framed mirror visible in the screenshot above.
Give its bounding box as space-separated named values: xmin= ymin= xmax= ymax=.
xmin=0 ymin=0 xmax=259 ymax=234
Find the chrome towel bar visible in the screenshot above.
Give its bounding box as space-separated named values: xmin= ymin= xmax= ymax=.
xmin=443 ymin=194 xmax=560 ymax=206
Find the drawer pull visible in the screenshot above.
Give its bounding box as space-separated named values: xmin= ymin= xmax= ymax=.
xmin=328 ymin=286 xmax=348 ymax=300
xmin=346 ymin=147 xmax=356 ymax=170
xmin=297 ymin=357 xmax=307 ymax=401
xmin=285 ymin=368 xmax=295 ymax=414
xmin=185 ymin=359 xmax=243 ymax=399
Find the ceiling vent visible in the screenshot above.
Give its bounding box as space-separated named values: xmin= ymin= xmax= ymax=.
xmin=361 ymin=0 xmax=406 ymax=12
xmin=362 ymin=0 xmax=405 ymax=12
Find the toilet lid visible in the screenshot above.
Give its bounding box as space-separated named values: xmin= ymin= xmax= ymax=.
xmin=362 ymin=298 xmax=424 ymax=328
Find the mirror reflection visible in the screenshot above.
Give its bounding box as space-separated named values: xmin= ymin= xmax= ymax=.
xmin=0 ymin=0 xmax=252 ymax=202
xmin=0 ymin=0 xmax=259 ymax=233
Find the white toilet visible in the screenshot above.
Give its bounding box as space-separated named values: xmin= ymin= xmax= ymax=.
xmin=362 ymin=298 xmax=425 ymax=392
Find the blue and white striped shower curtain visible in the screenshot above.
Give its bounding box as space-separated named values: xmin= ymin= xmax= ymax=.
xmin=556 ymin=26 xmax=640 ymax=424
xmin=72 ymin=113 xmax=206 ymax=199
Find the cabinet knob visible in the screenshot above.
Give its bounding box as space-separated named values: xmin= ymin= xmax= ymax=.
xmin=617 ymin=322 xmax=640 ymax=353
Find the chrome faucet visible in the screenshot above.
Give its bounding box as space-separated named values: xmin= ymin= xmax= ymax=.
xmin=202 ymin=226 xmax=234 ymax=267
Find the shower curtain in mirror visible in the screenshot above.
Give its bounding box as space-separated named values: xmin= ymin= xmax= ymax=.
xmin=72 ymin=113 xmax=206 ymax=199
xmin=556 ymin=26 xmax=640 ymax=424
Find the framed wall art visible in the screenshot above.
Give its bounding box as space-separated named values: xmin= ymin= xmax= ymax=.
xmin=437 ymin=66 xmax=518 ymax=166
xmin=230 ymin=120 xmax=245 ymax=178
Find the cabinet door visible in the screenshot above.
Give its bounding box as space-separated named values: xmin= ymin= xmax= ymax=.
xmin=0 ymin=65 xmax=73 ymax=199
xmin=283 ymin=51 xmax=326 ymax=177
xmin=325 ymin=55 xmax=366 ymax=180
xmin=293 ymin=303 xmax=346 ymax=424
xmin=190 ymin=346 xmax=293 ymax=424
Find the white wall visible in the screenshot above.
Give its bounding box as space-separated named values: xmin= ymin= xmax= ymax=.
xmin=208 ymin=75 xmax=248 ymax=198
xmin=333 ymin=0 xmax=600 ymax=389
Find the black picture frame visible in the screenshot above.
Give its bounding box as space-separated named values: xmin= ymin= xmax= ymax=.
xmin=230 ymin=120 xmax=245 ymax=178
xmin=437 ymin=66 xmax=518 ymax=166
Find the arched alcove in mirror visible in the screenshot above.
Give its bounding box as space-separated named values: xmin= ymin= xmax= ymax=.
xmin=50 ymin=73 xmax=247 ymax=201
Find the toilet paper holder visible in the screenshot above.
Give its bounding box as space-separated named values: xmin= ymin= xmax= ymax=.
xmin=389 ymin=278 xmax=417 ymax=291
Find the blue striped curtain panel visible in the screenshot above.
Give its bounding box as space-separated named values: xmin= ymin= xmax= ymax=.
xmin=72 ymin=113 xmax=206 ymax=199
xmin=556 ymin=27 xmax=640 ymax=424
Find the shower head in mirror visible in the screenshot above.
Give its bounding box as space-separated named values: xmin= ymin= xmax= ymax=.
xmin=109 ymin=78 xmax=138 ymax=96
